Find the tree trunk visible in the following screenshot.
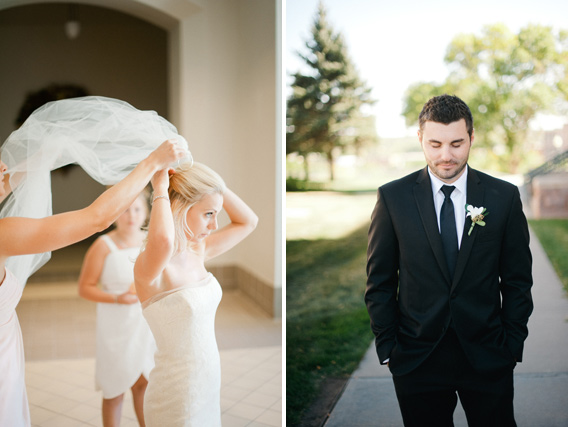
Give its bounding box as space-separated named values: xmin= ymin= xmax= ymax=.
xmin=327 ymin=151 xmax=335 ymax=181
xmin=303 ymin=155 xmax=310 ymax=182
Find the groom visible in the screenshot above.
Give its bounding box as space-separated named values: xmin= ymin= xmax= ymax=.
xmin=365 ymin=94 xmax=533 ymax=426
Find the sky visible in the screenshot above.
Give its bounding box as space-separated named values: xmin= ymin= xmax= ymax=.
xmin=286 ymin=0 xmax=568 ymax=138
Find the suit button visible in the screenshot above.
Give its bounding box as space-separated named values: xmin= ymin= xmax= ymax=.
xmin=451 ymin=293 xmax=457 ymax=299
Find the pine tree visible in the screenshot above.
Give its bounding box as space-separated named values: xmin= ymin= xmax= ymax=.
xmin=286 ymin=1 xmax=375 ymax=181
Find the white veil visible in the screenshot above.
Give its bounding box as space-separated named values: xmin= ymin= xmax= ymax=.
xmin=0 ymin=96 xmax=191 ymax=286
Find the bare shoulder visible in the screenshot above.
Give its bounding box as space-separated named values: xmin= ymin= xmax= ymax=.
xmin=85 ymin=235 xmax=111 ymax=258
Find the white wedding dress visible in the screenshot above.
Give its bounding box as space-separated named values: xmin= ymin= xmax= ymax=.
xmin=95 ymin=235 xmax=155 ymax=398
xmin=142 ymin=273 xmax=222 ymax=426
xmin=0 ymin=268 xmax=30 ymax=426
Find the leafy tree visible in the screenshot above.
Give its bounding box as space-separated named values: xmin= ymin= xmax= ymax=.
xmin=286 ymin=1 xmax=375 ymax=181
xmin=403 ymin=23 xmax=568 ymax=173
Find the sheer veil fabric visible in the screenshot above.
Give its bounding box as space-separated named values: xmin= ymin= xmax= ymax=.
xmin=0 ymin=96 xmax=191 ymax=286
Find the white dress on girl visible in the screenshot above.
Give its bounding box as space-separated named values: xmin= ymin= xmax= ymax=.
xmin=142 ymin=273 xmax=222 ymax=426
xmin=0 ymin=268 xmax=30 ymax=426
xmin=95 ymin=235 xmax=155 ymax=398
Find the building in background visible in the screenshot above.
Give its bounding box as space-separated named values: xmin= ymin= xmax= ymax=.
xmin=528 ymin=122 xmax=568 ymax=219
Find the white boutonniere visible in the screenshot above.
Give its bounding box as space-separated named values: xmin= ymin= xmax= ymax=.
xmin=465 ymin=204 xmax=489 ymax=236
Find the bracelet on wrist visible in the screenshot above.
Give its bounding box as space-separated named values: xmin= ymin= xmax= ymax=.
xmin=152 ymin=195 xmax=170 ymax=205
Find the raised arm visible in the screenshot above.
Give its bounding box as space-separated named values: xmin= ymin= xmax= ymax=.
xmin=0 ymin=140 xmax=185 ymax=259
xmin=133 ymin=169 xmax=175 ymax=301
xmin=204 ymin=188 xmax=258 ymax=261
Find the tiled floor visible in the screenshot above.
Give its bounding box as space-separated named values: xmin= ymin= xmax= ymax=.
xmin=25 ymin=347 xmax=281 ymax=427
xmin=16 ymin=248 xmax=282 ymax=427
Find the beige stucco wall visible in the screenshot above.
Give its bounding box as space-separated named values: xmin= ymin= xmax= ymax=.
xmin=0 ymin=0 xmax=281 ymax=312
xmin=235 ymin=0 xmax=280 ymax=290
xmin=175 ymin=1 xmax=278 ymax=290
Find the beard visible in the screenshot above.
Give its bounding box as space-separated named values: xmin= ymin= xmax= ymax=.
xmin=428 ymin=158 xmax=468 ymax=183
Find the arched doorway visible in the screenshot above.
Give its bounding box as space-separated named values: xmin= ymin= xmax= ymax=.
xmin=0 ymin=2 xmax=173 ymax=284
xmin=0 ymin=1 xmax=171 ymax=208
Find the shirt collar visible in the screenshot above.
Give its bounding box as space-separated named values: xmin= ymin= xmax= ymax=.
xmin=428 ymin=164 xmax=468 ymax=197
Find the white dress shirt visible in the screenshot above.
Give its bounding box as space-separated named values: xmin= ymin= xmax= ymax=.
xmin=428 ymin=165 xmax=468 ymax=249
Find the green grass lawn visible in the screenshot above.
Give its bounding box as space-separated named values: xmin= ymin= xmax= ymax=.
xmin=528 ymin=219 xmax=568 ymax=292
xmin=286 ymin=223 xmax=374 ymax=426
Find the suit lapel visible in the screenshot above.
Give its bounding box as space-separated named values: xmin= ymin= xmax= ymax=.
xmin=413 ymin=167 xmax=452 ymax=284
xmin=451 ymin=167 xmax=484 ymax=290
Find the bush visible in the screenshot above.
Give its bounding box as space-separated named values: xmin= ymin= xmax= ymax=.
xmin=286 ymin=178 xmax=326 ymax=192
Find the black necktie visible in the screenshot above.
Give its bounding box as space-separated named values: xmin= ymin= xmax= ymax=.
xmin=440 ymin=185 xmax=458 ymax=278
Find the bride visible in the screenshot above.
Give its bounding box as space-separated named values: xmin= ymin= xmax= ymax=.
xmin=134 ymin=162 xmax=258 ymax=426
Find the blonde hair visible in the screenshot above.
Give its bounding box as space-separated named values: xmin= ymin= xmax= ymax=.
xmin=167 ymin=161 xmax=226 ymax=254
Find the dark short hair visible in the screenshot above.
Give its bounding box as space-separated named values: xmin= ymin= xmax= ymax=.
xmin=418 ymin=94 xmax=473 ymax=137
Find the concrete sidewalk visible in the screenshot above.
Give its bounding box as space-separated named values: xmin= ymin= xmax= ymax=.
xmin=325 ymin=227 xmax=568 ymax=426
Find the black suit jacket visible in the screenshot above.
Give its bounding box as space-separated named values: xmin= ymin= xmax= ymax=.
xmin=365 ymin=166 xmax=533 ymax=376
